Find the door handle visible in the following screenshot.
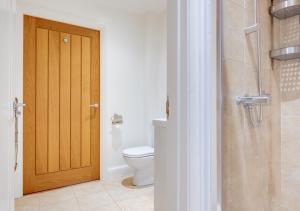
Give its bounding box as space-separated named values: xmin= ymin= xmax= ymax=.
xmin=13 ymin=99 xmax=26 ymax=116
xmin=13 ymin=97 xmax=25 ymax=171
xmin=90 ymin=103 xmax=99 ymax=108
xmin=16 ymin=102 xmax=26 ymax=107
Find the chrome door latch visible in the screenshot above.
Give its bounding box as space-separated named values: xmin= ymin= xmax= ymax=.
xmin=13 ymin=98 xmax=26 ymax=116
xmin=13 ymin=97 xmax=26 ymax=171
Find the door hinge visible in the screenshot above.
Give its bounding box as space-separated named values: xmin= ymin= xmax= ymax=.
xmin=166 ymin=96 xmax=170 ymax=119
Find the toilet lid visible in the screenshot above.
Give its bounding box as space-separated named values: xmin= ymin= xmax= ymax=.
xmin=122 ymin=146 xmax=154 ymax=158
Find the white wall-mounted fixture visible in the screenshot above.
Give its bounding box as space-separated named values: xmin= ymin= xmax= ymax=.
xmin=153 ymin=119 xmax=167 ymax=211
xmin=111 ymin=113 xmax=123 ymax=125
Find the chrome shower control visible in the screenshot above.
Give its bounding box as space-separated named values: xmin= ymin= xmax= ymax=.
xmin=236 ymin=94 xmax=271 ymax=127
xmin=235 ymin=94 xmax=271 ymax=106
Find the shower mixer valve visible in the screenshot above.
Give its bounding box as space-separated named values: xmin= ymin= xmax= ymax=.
xmin=235 ymin=94 xmax=271 ymax=106
xmin=235 ymin=93 xmax=271 ymax=127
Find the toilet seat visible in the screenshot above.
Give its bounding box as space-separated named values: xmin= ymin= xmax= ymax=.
xmin=122 ymin=146 xmax=154 ymax=158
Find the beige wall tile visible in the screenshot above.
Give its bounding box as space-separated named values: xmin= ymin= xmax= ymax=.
xmin=282 ymin=99 xmax=300 ymax=116
xmin=223 ymin=0 xmax=245 ymax=61
xmin=225 ymin=0 xmax=244 ymax=7
xmin=222 ymin=1 xmax=280 ymax=211
xmin=223 ymin=59 xmax=245 ymax=97
xmin=274 ymin=70 xmax=300 ymax=211
xmin=278 ymin=3 xmax=300 ymax=211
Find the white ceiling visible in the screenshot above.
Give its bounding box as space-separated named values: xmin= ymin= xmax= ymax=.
xmin=20 ymin=0 xmax=166 ymax=14
xmin=94 ymin=0 xmax=166 ymax=14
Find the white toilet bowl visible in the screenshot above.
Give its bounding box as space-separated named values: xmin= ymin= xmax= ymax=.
xmin=122 ymin=146 xmax=154 ymax=186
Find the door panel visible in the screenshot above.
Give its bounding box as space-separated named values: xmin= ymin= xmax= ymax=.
xmin=81 ymin=36 xmax=91 ymax=167
xmin=36 ymin=28 xmax=49 ymax=175
xmin=59 ymin=32 xmax=71 ymax=171
xmin=48 ymin=30 xmax=60 ymax=173
xmin=24 ymin=15 xmax=100 ymax=194
xmin=71 ymin=35 xmax=82 ymax=169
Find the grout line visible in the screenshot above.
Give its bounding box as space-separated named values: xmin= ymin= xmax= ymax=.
xmin=281 ymin=115 xmax=300 ymax=118
xmin=72 ymin=187 xmax=82 ymax=211
xmin=105 ymin=189 xmax=123 ymax=210
xmin=38 ymin=194 xmax=41 ymax=211
xmin=102 ymin=181 xmax=123 ymax=210
xmin=47 ymin=29 xmax=50 ymax=173
xmin=59 ymin=32 xmax=62 ymax=171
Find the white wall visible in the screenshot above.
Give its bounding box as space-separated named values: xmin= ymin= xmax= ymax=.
xmin=15 ymin=0 xmax=166 ymax=195
xmin=143 ymin=12 xmax=167 ymax=146
xmin=0 ymin=1 xmax=16 ymax=210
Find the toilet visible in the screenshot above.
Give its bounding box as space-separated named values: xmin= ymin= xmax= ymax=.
xmin=122 ymin=146 xmax=154 ymax=186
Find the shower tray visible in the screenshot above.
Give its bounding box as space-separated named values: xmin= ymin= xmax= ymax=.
xmin=270 ymin=46 xmax=300 ymax=60
xmin=271 ymin=0 xmax=300 ymax=19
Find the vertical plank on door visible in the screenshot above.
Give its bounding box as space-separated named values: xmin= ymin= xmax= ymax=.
xmin=81 ymin=36 xmax=91 ymax=167
xmin=60 ymin=33 xmax=71 ymax=170
xmin=36 ymin=28 xmax=49 ymax=174
xmin=71 ymin=35 xmax=82 ymax=169
xmin=24 ymin=15 xmax=37 ymax=193
xmin=48 ymin=30 xmax=60 ymax=173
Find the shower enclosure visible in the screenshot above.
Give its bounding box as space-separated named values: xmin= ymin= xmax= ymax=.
xmin=221 ymin=0 xmax=300 ymax=210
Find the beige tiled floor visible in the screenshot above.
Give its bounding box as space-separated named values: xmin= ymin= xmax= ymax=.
xmin=15 ymin=177 xmax=154 ymax=211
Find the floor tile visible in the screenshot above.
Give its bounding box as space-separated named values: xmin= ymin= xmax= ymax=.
xmin=38 ymin=187 xmax=75 ymax=206
xmin=39 ymin=198 xmax=80 ymax=211
xmin=139 ymin=187 xmax=154 ymax=202
xmin=15 ymin=178 xmax=153 ymax=211
xmin=15 ymin=194 xmax=40 ymax=207
xmin=72 ymin=180 xmax=105 ymax=198
xmin=117 ymin=196 xmax=154 ymax=211
xmin=77 ymin=191 xmax=114 ymax=211
xmin=79 ymin=202 xmax=122 ymax=211
xmin=15 ymin=205 xmax=39 ymax=211
xmin=104 ymin=180 xmax=142 ymax=202
xmin=105 ymin=186 xmax=140 ymax=202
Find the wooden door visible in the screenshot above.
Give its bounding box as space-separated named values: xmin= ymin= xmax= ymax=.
xmin=23 ymin=15 xmax=100 ymax=194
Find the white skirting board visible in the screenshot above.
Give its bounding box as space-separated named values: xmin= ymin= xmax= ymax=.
xmin=106 ymin=165 xmax=134 ymax=180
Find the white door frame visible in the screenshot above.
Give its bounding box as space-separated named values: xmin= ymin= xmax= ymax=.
xmin=0 ymin=0 xmax=16 ymax=211
xmin=167 ymin=0 xmax=220 ymax=210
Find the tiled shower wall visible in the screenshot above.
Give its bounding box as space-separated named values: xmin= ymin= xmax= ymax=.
xmin=276 ymin=14 xmax=300 ymax=211
xmin=222 ymin=0 xmax=281 ymax=210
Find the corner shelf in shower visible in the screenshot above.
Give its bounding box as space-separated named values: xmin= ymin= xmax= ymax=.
xmin=270 ymin=46 xmax=300 ymax=60
xmin=270 ymin=0 xmax=300 ymax=19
